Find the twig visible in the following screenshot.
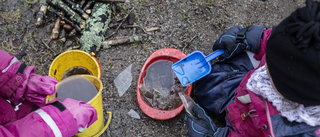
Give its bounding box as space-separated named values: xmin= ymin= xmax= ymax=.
xmin=9 ymin=38 xmax=18 ymax=49
xmin=80 ymin=0 xmax=86 ymax=8
xmin=30 ymin=44 xmax=37 ymax=51
xmin=41 ymin=39 xmax=56 ymax=53
xmin=35 ymin=0 xmax=47 ymax=26
xmin=83 ymin=1 xmax=94 ymax=11
xmin=109 ymin=23 xmax=148 ymax=34
xmin=145 ymin=27 xmax=160 ymax=32
xmin=106 ymin=7 xmax=135 ymax=38
xmin=65 ymin=45 xmax=81 ymax=51
xmin=48 ymin=6 xmax=82 ymax=32
xmin=63 ymin=0 xmax=89 ymax=19
xmin=94 ymin=0 xmax=129 ymax=2
xmin=101 ymin=35 xmax=143 ymax=47
xmin=51 ymin=17 xmax=61 ymax=40
xmin=47 ymin=0 xmax=86 ymax=28
xmin=183 ymin=35 xmax=198 ymax=51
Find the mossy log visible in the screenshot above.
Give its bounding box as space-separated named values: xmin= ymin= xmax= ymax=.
xmin=80 ymin=2 xmax=111 ymax=53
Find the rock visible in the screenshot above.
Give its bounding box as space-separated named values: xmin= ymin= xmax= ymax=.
xmin=127 ymin=109 xmax=141 ymax=119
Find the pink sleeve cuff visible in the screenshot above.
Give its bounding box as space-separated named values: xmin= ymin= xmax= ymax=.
xmin=254 ymin=29 xmax=272 ymax=60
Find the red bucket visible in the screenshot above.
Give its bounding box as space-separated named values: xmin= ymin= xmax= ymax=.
xmin=136 ymin=48 xmax=193 ymax=120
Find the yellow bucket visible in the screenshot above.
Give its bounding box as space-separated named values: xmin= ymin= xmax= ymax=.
xmin=48 ymin=50 xmax=101 ymax=81
xmin=72 ymin=75 xmax=111 ymax=137
xmin=47 ymin=50 xmax=111 ymax=137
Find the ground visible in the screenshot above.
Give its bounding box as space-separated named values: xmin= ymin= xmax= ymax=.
xmin=0 ymin=0 xmax=304 ymax=136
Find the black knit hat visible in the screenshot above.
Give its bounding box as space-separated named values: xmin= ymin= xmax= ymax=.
xmin=266 ymin=0 xmax=320 ymax=106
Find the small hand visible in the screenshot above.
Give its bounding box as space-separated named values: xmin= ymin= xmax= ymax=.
xmin=186 ymin=104 xmax=217 ymax=137
xmin=212 ymin=25 xmax=266 ymax=61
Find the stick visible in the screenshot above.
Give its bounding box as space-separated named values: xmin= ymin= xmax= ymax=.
xmin=41 ymin=39 xmax=56 ymax=53
xmin=47 ymin=0 xmax=86 ymax=28
xmin=47 ymin=6 xmax=82 ymax=32
xmin=80 ymin=0 xmax=87 ymax=9
xmin=183 ymin=35 xmax=198 ymax=51
xmin=85 ymin=9 xmax=91 ymax=14
xmin=108 ymin=23 xmax=148 ymax=34
xmin=9 ymin=38 xmax=18 ymax=49
xmin=101 ymin=35 xmax=143 ymax=48
xmin=83 ymin=1 xmax=94 ymax=11
xmin=106 ymin=7 xmax=135 ymax=38
xmin=51 ymin=17 xmax=61 ymax=40
xmin=68 ymin=29 xmax=77 ymax=37
xmin=63 ymin=24 xmax=73 ymax=30
xmin=63 ymin=0 xmax=89 ymax=19
xmin=145 ymin=27 xmax=160 ymax=32
xmin=35 ymin=0 xmax=47 ymax=26
xmin=94 ymin=0 xmax=130 ymax=3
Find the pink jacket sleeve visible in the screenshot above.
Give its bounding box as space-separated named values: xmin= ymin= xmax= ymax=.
xmin=253 ymin=29 xmax=272 ymax=60
xmin=0 ymin=49 xmax=58 ymax=107
xmin=1 ymin=102 xmax=79 ymax=137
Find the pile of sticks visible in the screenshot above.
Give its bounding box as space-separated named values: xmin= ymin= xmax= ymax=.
xmin=35 ymin=0 xmax=156 ymax=53
xmin=35 ymin=0 xmax=128 ymax=40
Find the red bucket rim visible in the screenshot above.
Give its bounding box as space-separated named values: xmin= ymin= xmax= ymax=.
xmin=136 ymin=48 xmax=193 ymax=120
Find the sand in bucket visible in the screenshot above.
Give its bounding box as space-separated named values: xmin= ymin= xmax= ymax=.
xmin=56 ymin=75 xmax=97 ymax=102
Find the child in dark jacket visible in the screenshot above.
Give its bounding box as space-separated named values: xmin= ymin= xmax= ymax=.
xmin=186 ymin=0 xmax=320 ymax=136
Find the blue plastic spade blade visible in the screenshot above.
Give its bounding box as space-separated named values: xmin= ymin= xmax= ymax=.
xmin=172 ymin=49 xmax=225 ymax=87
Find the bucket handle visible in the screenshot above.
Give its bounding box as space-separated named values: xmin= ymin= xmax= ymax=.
xmin=93 ymin=111 xmax=112 ymax=137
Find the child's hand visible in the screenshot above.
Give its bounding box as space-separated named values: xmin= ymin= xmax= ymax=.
xmin=212 ymin=25 xmax=266 ymax=61
xmin=62 ymin=98 xmax=97 ymax=133
xmin=185 ymin=104 xmax=217 ymax=137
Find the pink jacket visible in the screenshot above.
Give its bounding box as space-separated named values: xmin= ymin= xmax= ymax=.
xmin=226 ymin=30 xmax=320 ymax=137
xmin=0 ymin=49 xmax=97 ymax=137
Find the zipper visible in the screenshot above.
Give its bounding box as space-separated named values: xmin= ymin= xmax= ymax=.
xmin=241 ymin=110 xmax=257 ymax=121
xmin=261 ymin=97 xmax=275 ymax=137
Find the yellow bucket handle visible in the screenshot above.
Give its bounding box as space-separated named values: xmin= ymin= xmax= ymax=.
xmin=93 ymin=111 xmax=112 ymax=137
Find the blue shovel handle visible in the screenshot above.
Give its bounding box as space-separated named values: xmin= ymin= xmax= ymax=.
xmin=205 ymin=49 xmax=225 ymax=62
xmin=196 ymin=49 xmax=225 ymax=68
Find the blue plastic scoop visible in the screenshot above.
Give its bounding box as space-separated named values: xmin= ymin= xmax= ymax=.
xmin=172 ymin=49 xmax=225 ymax=87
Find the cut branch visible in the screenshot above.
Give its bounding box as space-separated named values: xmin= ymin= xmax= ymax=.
xmin=63 ymin=0 xmax=89 ymax=19
xmin=48 ymin=6 xmax=82 ymax=32
xmin=83 ymin=1 xmax=94 ymax=11
xmin=101 ymin=35 xmax=144 ymax=48
xmin=35 ymin=0 xmax=47 ymax=26
xmin=51 ymin=17 xmax=61 ymax=40
xmin=106 ymin=7 xmax=135 ymax=38
xmin=80 ymin=0 xmax=86 ymax=9
xmin=41 ymin=39 xmax=56 ymax=53
xmin=94 ymin=0 xmax=130 ymax=3
xmin=47 ymin=0 xmax=86 ymax=29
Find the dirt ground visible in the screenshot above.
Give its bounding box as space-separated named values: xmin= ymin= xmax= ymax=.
xmin=0 ymin=0 xmax=304 ymax=136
